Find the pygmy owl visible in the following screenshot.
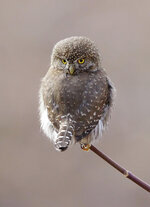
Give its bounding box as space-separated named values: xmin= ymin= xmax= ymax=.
xmin=39 ymin=36 xmax=115 ymax=151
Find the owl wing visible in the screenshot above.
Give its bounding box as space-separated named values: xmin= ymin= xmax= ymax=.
xmin=91 ymin=77 xmax=115 ymax=140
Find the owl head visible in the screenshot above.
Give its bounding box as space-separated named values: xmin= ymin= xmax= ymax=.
xmin=50 ymin=36 xmax=101 ymax=75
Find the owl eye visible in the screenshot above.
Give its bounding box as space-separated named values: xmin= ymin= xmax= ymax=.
xmin=62 ymin=59 xmax=67 ymax=64
xmin=78 ymin=58 xmax=85 ymax=64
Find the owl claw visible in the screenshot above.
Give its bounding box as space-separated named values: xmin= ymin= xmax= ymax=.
xmin=81 ymin=143 xmax=91 ymax=151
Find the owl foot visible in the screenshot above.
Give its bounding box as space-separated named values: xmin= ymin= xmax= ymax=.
xmin=80 ymin=143 xmax=91 ymax=151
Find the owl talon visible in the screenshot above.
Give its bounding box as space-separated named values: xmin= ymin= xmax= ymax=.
xmin=81 ymin=144 xmax=91 ymax=151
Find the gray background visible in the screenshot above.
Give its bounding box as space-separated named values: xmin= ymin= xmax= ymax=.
xmin=0 ymin=0 xmax=150 ymax=206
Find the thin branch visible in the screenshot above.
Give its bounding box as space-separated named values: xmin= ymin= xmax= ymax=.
xmin=90 ymin=145 xmax=150 ymax=193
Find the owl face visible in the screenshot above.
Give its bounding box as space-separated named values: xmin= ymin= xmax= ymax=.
xmin=51 ymin=36 xmax=101 ymax=75
xmin=53 ymin=56 xmax=97 ymax=75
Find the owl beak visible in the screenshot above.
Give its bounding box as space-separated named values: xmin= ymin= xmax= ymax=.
xmin=68 ymin=64 xmax=75 ymax=75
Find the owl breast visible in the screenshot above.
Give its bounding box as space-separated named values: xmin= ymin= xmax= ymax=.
xmin=42 ymin=68 xmax=109 ymax=139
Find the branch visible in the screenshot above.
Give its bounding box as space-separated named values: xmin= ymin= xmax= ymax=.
xmin=90 ymin=145 xmax=150 ymax=193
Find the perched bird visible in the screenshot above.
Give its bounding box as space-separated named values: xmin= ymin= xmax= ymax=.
xmin=39 ymin=36 xmax=115 ymax=151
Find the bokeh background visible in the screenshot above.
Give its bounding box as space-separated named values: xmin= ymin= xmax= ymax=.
xmin=0 ymin=0 xmax=150 ymax=206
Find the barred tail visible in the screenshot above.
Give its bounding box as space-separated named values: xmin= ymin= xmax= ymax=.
xmin=54 ymin=121 xmax=74 ymax=151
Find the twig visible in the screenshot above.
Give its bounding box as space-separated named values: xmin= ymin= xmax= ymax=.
xmin=90 ymin=145 xmax=150 ymax=193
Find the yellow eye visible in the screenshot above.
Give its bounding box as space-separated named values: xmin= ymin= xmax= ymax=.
xmin=78 ymin=58 xmax=85 ymax=64
xmin=62 ymin=59 xmax=67 ymax=64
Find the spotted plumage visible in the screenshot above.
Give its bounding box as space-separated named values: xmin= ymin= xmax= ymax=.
xmin=39 ymin=36 xmax=115 ymax=151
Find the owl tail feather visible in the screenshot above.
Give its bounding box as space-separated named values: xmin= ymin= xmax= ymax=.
xmin=54 ymin=120 xmax=74 ymax=151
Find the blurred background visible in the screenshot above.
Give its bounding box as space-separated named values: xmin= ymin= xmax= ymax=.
xmin=0 ymin=0 xmax=150 ymax=206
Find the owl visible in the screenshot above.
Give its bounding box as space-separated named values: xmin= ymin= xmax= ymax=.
xmin=39 ymin=36 xmax=115 ymax=151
